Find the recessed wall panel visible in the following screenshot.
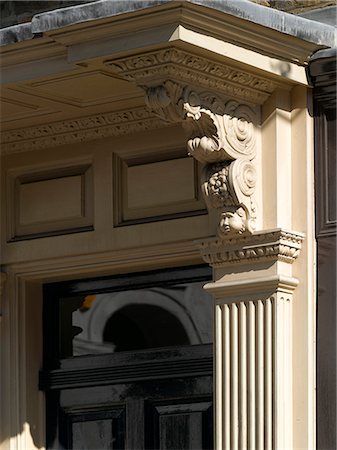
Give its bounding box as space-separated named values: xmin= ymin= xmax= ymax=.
xmin=8 ymin=164 xmax=93 ymax=240
xmin=113 ymin=152 xmax=206 ymax=226
xmin=127 ymin=158 xmax=195 ymax=209
xmin=19 ymin=175 xmax=83 ymax=225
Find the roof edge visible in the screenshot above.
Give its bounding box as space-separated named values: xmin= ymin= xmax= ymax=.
xmin=0 ymin=0 xmax=336 ymax=49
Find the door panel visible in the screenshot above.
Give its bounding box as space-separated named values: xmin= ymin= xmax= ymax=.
xmin=61 ymin=408 xmax=125 ymax=450
xmin=44 ymin=355 xmax=213 ymax=449
xmin=150 ymin=401 xmax=213 ymax=450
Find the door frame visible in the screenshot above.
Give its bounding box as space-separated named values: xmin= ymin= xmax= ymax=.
xmin=0 ymin=241 xmax=207 ymax=450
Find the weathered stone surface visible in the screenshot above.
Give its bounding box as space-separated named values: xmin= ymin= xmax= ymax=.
xmin=0 ymin=1 xmax=95 ymax=28
xmin=0 ymin=0 xmax=336 ymax=47
xmin=1 ymin=0 xmax=335 ymax=30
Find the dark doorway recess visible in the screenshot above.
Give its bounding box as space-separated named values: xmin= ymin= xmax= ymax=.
xmin=40 ymin=265 xmax=214 ymax=450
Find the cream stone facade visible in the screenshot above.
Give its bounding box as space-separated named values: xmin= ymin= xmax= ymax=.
xmin=0 ymin=1 xmax=336 ymax=449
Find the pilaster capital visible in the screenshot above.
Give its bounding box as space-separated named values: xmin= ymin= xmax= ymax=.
xmin=197 ymin=229 xmax=305 ymax=267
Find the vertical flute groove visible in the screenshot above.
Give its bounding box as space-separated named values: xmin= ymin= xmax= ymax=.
xmin=265 ymin=298 xmax=273 ymax=450
xmin=239 ymin=302 xmax=247 ymax=450
xmin=272 ymin=296 xmax=277 ymax=450
xmin=248 ymin=301 xmax=256 ymax=450
xmin=215 ymin=292 xmax=293 ymax=450
xmin=215 ymin=304 xmax=223 ymax=450
xmin=223 ymin=304 xmax=231 ymax=450
xmin=230 ymin=303 xmax=239 ymax=450
xmin=256 ymin=300 xmax=264 ymax=450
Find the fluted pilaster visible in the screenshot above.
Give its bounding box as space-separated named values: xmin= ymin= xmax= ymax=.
xmin=198 ymin=230 xmax=304 ymax=449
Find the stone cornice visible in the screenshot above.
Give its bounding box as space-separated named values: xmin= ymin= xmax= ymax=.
xmin=1 ymin=107 xmax=165 ymax=154
xmin=1 ymin=1 xmax=333 ymax=63
xmin=197 ymin=229 xmax=305 ymax=267
xmin=106 ymin=48 xmax=276 ymax=105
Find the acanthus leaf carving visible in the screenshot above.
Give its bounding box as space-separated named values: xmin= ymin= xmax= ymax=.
xmin=197 ymin=229 xmax=305 ymax=267
xmin=106 ymin=47 xmax=272 ymax=239
xmin=144 ymin=81 xmax=185 ymax=123
xmin=106 ymin=48 xmax=276 ymax=105
xmin=1 ymin=107 xmax=166 ymax=154
xmin=143 ymin=80 xmax=258 ymax=238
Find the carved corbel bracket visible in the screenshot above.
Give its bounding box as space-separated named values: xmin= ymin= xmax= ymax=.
xmin=107 ymin=49 xmax=263 ymax=238
xmin=144 ymin=81 xmax=258 ymax=237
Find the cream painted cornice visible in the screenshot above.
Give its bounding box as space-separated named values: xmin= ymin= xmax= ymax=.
xmin=0 ymin=1 xmax=317 ymax=154
xmin=0 ymin=37 xmax=66 ymax=67
xmin=1 ymin=106 xmax=165 ymax=154
xmin=3 ymin=240 xmax=203 ymax=278
xmin=106 ymin=47 xmax=277 ymax=105
xmin=0 ymin=43 xmax=284 ymax=154
xmin=1 ymin=1 xmax=325 ymax=76
xmin=1 ymin=1 xmax=331 ymax=65
xmin=197 ymin=229 xmax=305 ymax=267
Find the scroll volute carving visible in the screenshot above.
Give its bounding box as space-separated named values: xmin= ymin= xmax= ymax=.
xmin=145 ymin=81 xmax=258 ymax=238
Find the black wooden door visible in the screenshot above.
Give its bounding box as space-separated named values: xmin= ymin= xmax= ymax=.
xmin=40 ymin=266 xmax=213 ymax=450
xmin=41 ymin=345 xmax=213 ymax=450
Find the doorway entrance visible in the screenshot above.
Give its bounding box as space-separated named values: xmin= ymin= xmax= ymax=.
xmin=40 ymin=265 xmax=214 ymax=449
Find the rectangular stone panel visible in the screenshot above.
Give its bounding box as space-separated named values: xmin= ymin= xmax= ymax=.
xmin=127 ymin=158 xmax=195 ymax=209
xmin=113 ymin=152 xmax=205 ymax=225
xmin=8 ymin=164 xmax=93 ymax=240
xmin=19 ymin=175 xmax=82 ymax=225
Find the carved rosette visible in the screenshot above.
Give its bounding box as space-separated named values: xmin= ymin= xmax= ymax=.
xmin=144 ymin=81 xmax=258 ymax=237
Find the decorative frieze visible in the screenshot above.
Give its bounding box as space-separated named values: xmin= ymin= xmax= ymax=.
xmin=106 ymin=48 xmax=276 ymax=105
xmin=197 ymin=229 xmax=305 ymax=266
xmin=1 ymin=107 xmax=165 ymax=154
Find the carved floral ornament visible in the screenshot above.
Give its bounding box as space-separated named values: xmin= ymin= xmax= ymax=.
xmin=144 ymin=80 xmax=258 ymax=238
xmin=197 ymin=229 xmax=305 ymax=267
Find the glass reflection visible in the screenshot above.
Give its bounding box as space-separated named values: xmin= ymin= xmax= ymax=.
xmin=69 ymin=282 xmax=213 ymax=356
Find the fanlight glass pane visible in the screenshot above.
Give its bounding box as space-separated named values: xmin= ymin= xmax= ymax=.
xmin=60 ymin=282 xmax=213 ymax=357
